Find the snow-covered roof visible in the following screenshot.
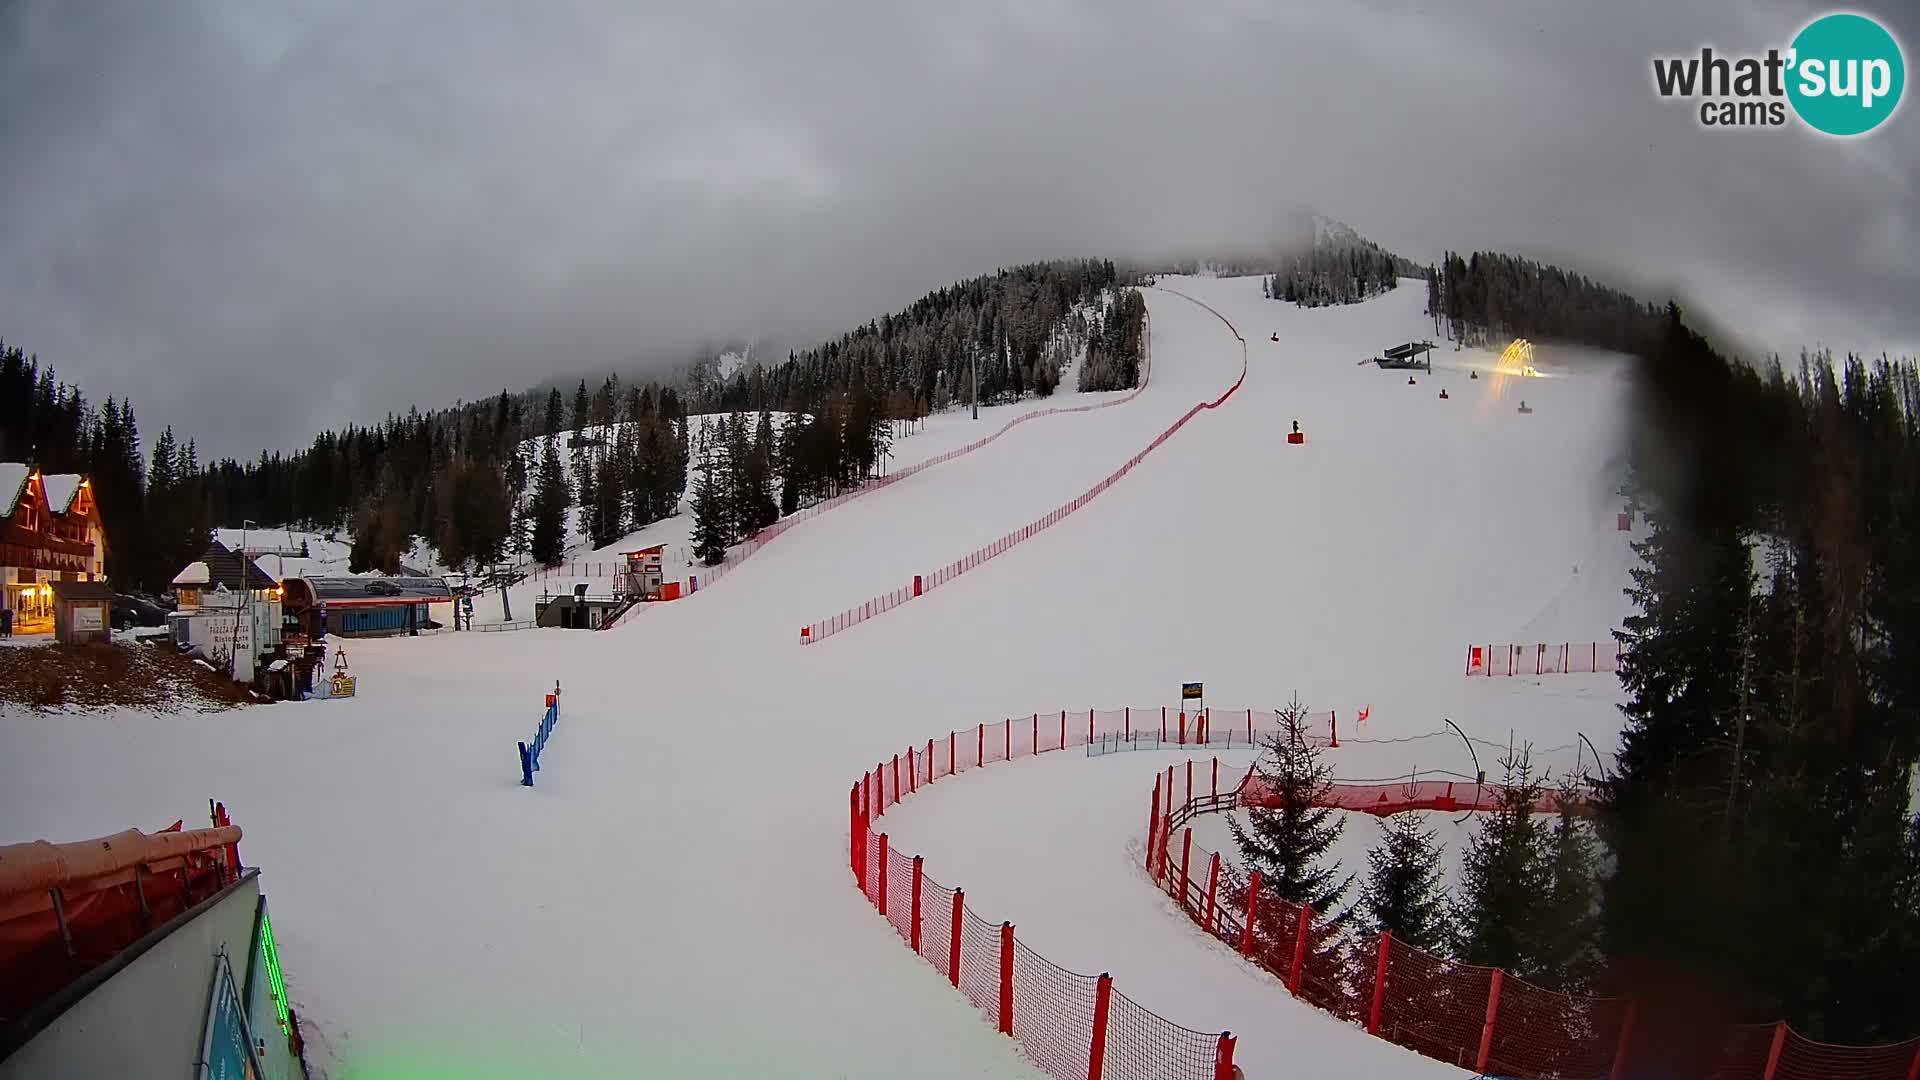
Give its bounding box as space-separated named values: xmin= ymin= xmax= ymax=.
xmin=213 ymin=526 xmax=304 ymax=554
xmin=41 ymin=474 xmax=82 ymax=513
xmin=0 ymin=463 xmax=29 ymax=516
xmin=172 ymin=561 xmax=212 ymax=586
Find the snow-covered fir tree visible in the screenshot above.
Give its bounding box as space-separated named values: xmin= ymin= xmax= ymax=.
xmin=1360 ymin=813 xmax=1452 ymax=952
xmin=1229 ymin=697 xmax=1353 ymax=918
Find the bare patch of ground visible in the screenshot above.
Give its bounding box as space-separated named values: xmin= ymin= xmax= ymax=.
xmin=0 ymin=641 xmax=256 ymax=711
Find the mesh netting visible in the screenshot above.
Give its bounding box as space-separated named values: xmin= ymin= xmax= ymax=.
xmin=1008 ymin=937 xmax=1097 ymax=1080
xmin=863 ymin=828 xmax=881 ymax=905
xmin=919 ymin=877 xmax=955 ymax=980
xmin=1373 ymin=935 xmax=1493 ymax=1068
xmin=1773 ymin=1030 xmax=1920 ymax=1080
xmin=886 ymin=852 xmax=915 ymax=942
xmin=1486 ymin=974 xmax=1626 ymax=1079
xmin=959 ymin=910 xmax=1003 ymax=1019
xmin=983 ymin=719 xmax=1010 ymax=765
xmin=1102 ymin=985 xmax=1223 ymax=1080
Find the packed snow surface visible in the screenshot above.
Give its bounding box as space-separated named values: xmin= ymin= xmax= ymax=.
xmin=0 ymin=275 xmax=1637 ymax=1078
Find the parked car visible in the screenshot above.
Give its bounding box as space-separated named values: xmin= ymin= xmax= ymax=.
xmin=112 ymin=593 xmax=170 ymax=630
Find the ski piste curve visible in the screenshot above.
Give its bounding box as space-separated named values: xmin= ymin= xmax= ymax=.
xmin=603 ymin=304 xmax=1161 ymax=629
xmin=796 ymin=286 xmax=1250 ymax=644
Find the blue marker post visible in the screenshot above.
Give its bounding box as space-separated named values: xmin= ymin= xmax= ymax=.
xmin=518 ymin=681 xmax=562 ymax=787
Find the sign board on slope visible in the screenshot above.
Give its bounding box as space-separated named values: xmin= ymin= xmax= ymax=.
xmin=199 ymin=950 xmax=261 ymax=1080
xmin=1181 ymin=682 xmax=1203 ymax=700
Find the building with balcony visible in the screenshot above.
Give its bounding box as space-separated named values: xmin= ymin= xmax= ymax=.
xmin=1 ymin=464 xmax=107 ymax=633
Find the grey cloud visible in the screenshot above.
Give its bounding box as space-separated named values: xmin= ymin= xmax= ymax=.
xmin=2 ymin=0 xmax=1915 ymax=457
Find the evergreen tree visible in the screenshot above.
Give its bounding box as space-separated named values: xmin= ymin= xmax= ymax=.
xmin=570 ymin=379 xmax=590 ymax=437
xmin=1359 ymin=813 xmax=1452 ymax=952
xmin=529 ymin=437 xmax=570 ymax=566
xmin=1454 ymin=749 xmax=1551 ymax=978
xmin=1537 ymin=783 xmax=1600 ymax=992
xmin=688 ymin=454 xmax=729 ymax=566
xmin=1228 ymin=698 xmax=1353 ymax=917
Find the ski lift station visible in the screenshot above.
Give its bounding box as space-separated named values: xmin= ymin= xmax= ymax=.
xmin=1374 ymin=340 xmax=1436 ymax=371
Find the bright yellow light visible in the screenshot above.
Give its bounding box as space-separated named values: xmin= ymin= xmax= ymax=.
xmin=1491 ymin=338 xmax=1539 ymax=377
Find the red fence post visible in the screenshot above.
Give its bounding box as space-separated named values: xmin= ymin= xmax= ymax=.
xmin=1907 ymin=1043 xmax=1920 ymax=1080
xmin=949 ymin=730 xmax=956 ymax=776
xmin=978 ymin=723 xmax=984 ymax=767
xmin=1241 ymin=871 xmax=1262 ymax=956
xmin=1330 ymin=710 xmax=1338 ymax=748
xmin=949 ymin=889 xmax=964 ymax=988
xmin=1146 ymin=776 xmax=1162 ymax=873
xmin=1475 ymin=969 xmax=1504 ymax=1073
xmin=1761 ymin=1022 xmax=1788 ymax=1080
xmin=1060 ymin=709 xmax=1066 ymax=750
xmin=1087 ymin=708 xmax=1094 ymax=746
xmin=910 ymin=855 xmax=924 ymax=953
xmin=1161 ymin=706 xmax=1167 ymax=742
xmin=907 ymin=746 xmax=917 ymax=794
xmin=1186 ymin=759 xmax=1194 ymax=807
xmin=1368 ymin=932 xmax=1392 ymax=1035
xmin=1211 ymin=757 xmax=1219 ymax=799
xmin=1609 ymin=1000 xmax=1638 ymax=1080
xmin=1152 ymin=810 xmax=1167 ymax=880
xmin=892 ymin=754 xmax=901 ymax=803
xmin=1087 ymin=973 xmax=1113 ymax=1080
xmin=1005 ymin=720 xmax=1011 ymax=762
xmin=872 ymin=765 xmax=882 ymax=817
xmin=1289 ymin=903 xmax=1313 ymax=994
xmin=1178 ymin=710 xmax=1187 ymax=745
xmin=877 ymin=834 xmax=890 ymax=917
xmin=1032 ymin=713 xmax=1038 ymax=754
xmin=1204 ymin=853 xmax=1221 ymax=931
xmin=1124 ymin=707 xmax=1130 ymax=740
xmin=851 ymin=783 xmax=864 ymax=888
xmin=1179 ymin=829 xmax=1193 ymax=912
xmin=1214 ymin=1033 xmax=1236 ymax=1080
xmin=998 ymin=922 xmax=1015 ymax=1035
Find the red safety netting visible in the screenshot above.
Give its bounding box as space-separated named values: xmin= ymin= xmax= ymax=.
xmin=1009 ymin=938 xmax=1097 ymax=1080
xmin=849 ymin=702 xmax=1241 ymax=1077
xmin=803 ymin=299 xmax=1245 ymax=646
xmin=1148 ymin=775 xmax=1920 ymax=1080
xmin=1770 ymin=1029 xmax=1920 ymax=1080
xmin=1466 ymin=641 xmax=1620 ymax=677
xmin=1102 ymin=984 xmax=1228 ymax=1080
xmin=958 ymin=909 xmax=1003 ymax=1019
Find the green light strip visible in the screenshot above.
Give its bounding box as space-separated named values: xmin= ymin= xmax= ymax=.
xmin=260 ymin=908 xmax=291 ymax=1033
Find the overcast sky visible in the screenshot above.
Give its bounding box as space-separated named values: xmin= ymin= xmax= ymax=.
xmin=2 ymin=1 xmax=1915 ymax=458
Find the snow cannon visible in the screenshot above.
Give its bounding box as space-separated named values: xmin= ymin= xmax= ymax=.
xmin=1286 ymin=419 xmax=1305 ymax=445
xmin=1470 ymin=370 xmax=1479 ymax=379
xmin=1269 ymin=332 xmax=1278 ymax=342
xmin=1407 ymin=375 xmax=1417 ymax=385
xmin=1518 ymin=400 xmax=1534 ymax=415
xmin=1439 ymin=388 xmax=1450 ymax=400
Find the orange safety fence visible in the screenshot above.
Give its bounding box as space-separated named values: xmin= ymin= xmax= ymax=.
xmin=850 ymin=709 xmax=1239 ymax=1080
xmin=803 ymin=289 xmax=1242 ymax=646
xmin=1146 ymin=770 xmax=1920 ymax=1080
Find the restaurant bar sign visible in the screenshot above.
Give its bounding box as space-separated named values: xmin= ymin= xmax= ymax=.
xmin=1181 ymin=682 xmax=1203 ymax=701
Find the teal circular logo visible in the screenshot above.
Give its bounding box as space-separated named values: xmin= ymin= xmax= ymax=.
xmin=1787 ymin=13 xmax=1905 ymax=136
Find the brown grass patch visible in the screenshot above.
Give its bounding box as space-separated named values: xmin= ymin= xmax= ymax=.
xmin=0 ymin=641 xmax=256 ymax=712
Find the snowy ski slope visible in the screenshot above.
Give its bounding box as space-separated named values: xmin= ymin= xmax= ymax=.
xmin=0 ymin=275 xmax=1639 ymax=1078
